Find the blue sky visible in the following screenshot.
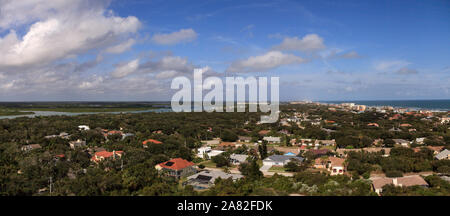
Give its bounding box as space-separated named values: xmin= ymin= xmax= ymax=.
xmin=0 ymin=0 xmax=448 ymax=101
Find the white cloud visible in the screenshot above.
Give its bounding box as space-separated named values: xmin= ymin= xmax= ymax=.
xmin=139 ymin=55 xmax=195 ymax=76
xmin=105 ymin=38 xmax=136 ymax=54
xmin=152 ymin=28 xmax=197 ymax=45
xmin=227 ymin=51 xmax=307 ymax=73
xmin=375 ymin=60 xmax=411 ymax=71
xmin=155 ymin=70 xmax=179 ymax=79
xmin=396 ymin=67 xmax=418 ymax=75
xmin=111 ymin=59 xmax=140 ymax=78
xmin=272 ymin=34 xmax=325 ymax=52
xmin=79 ymin=75 xmax=104 ymax=90
xmin=327 ymin=50 xmax=361 ymax=59
xmin=0 ymin=0 xmax=140 ymax=68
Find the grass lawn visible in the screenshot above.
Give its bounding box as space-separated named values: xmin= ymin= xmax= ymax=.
xmin=199 ymin=160 xmax=217 ymax=168
xmin=320 ymin=145 xmax=336 ymax=151
xmin=0 ymin=109 xmax=34 ymax=116
xmin=268 ymin=166 xmax=287 ymax=172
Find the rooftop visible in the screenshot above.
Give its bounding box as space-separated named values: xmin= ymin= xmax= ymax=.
xmin=157 ymin=158 xmax=195 ymax=171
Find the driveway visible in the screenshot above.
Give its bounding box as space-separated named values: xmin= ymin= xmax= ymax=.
xmin=260 ymin=164 xmax=272 ymax=172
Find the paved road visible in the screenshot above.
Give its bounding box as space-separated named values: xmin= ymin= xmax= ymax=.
xmin=262 ymin=171 xmax=294 ymax=177
xmin=204 ymin=167 xmax=242 ymax=174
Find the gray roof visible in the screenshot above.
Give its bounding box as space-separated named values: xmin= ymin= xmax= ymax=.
xmin=238 ymin=136 xmax=252 ymax=141
xmin=187 ymin=170 xmax=243 ymax=183
xmin=263 ymin=136 xmax=281 ymax=142
xmin=393 ymin=139 xmax=409 ymax=143
xmin=264 ymin=155 xmax=304 ymax=163
xmin=230 ymin=154 xmax=248 ymax=162
xmin=435 ymin=149 xmax=450 ymax=160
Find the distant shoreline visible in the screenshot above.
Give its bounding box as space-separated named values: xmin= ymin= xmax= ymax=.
xmin=319 ymin=99 xmax=450 ymax=111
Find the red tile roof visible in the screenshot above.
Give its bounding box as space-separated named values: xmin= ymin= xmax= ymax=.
xmin=328 ymin=156 xmax=345 ymax=167
xmin=157 ymin=158 xmax=194 ymax=170
xmin=258 ymin=130 xmax=270 ymax=135
xmin=91 ymin=150 xmax=123 ymax=162
xmin=143 ymin=139 xmax=163 ymax=145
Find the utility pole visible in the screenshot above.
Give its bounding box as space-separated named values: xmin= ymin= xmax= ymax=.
xmin=49 ymin=177 xmax=53 ymax=196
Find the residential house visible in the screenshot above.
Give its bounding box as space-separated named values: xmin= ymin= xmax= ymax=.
xmin=263 ymin=136 xmax=281 ymax=144
xmin=21 ymin=144 xmax=42 ymax=152
xmin=218 ymin=142 xmax=236 ymax=149
xmin=314 ymin=139 xmax=336 ymax=147
xmin=393 ymin=139 xmax=410 ymax=147
xmin=142 ymin=139 xmax=162 ymax=148
xmin=435 ymin=149 xmax=450 ymax=160
xmin=328 ymin=157 xmax=345 ymax=175
xmin=258 ymin=130 xmax=270 ymax=136
xmin=280 ymin=120 xmax=290 ymax=127
xmin=290 ymin=139 xmax=298 ymax=146
xmin=274 ymin=146 xmax=300 ymax=155
xmin=263 ymin=155 xmax=304 ymax=166
xmin=321 ymin=128 xmax=336 ymax=134
xmin=373 ymin=139 xmax=383 ymax=146
xmin=371 ymin=175 xmax=429 ymax=195
xmin=308 ymin=148 xmax=331 ymax=157
xmin=425 ymin=146 xmax=444 ymax=154
xmin=314 ymin=156 xmax=346 ymax=175
xmin=238 ymin=136 xmax=252 ymax=143
xmin=389 ymin=127 xmax=402 ymax=132
xmin=440 ymin=116 xmax=450 ymax=124
xmin=185 ymin=170 xmax=243 ymax=190
xmin=102 ymin=129 xmax=123 ymax=139
xmin=415 ymin=137 xmax=426 ymax=145
xmin=286 ymin=116 xmax=299 ymax=122
xmin=69 ymin=139 xmax=86 ymax=149
xmin=229 ymin=154 xmax=248 ymax=165
xmin=53 ymin=154 xmax=65 ymax=161
xmin=279 ymin=129 xmax=291 ymax=135
xmin=78 ymin=125 xmax=90 ymax=131
xmin=45 ymin=132 xmax=70 ymax=139
xmin=298 ymin=139 xmax=313 ymax=145
xmin=121 ymin=133 xmax=134 ymax=140
xmin=59 ymin=132 xmax=70 ymax=139
xmin=336 ymin=147 xmax=391 ymax=157
xmin=91 ymin=150 xmax=124 ymax=163
xmin=202 ymin=139 xmax=221 ymax=146
xmin=367 ymin=123 xmax=379 ymax=127
xmin=155 ymin=158 xmax=197 ymax=178
xmin=197 ymin=147 xmax=224 ymax=159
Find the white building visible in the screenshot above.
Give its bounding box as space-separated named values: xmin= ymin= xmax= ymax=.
xmin=229 ymin=154 xmax=248 ymax=165
xmin=441 ymin=117 xmax=450 ymax=124
xmin=262 ymin=155 xmax=304 ymax=166
xmin=435 ymin=149 xmax=450 ymax=160
xmin=78 ymin=125 xmax=90 ymax=131
xmin=196 ymin=147 xmax=224 ymax=159
xmin=263 ymin=136 xmax=281 ymax=144
xmin=393 ymin=139 xmax=410 ymax=147
xmin=415 ymin=137 xmax=425 ymax=145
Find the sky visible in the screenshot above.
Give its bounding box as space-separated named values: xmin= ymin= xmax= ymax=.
xmin=0 ymin=0 xmax=449 ymax=101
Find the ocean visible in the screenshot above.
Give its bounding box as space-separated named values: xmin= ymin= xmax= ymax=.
xmin=320 ymin=99 xmax=450 ymax=111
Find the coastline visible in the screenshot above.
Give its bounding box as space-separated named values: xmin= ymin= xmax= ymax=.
xmin=319 ymin=99 xmax=450 ymax=111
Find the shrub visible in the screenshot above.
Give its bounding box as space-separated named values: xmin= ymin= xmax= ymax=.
xmin=385 ymin=170 xmax=403 ymax=178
